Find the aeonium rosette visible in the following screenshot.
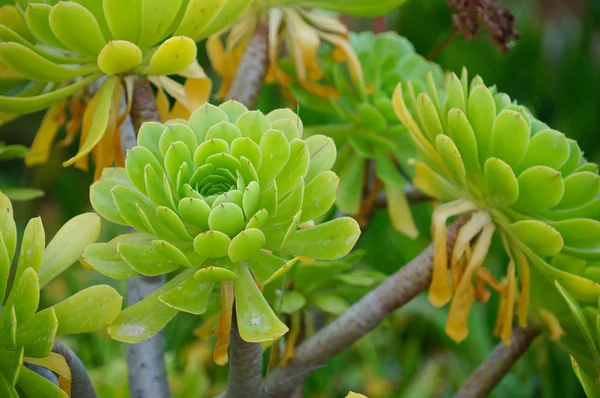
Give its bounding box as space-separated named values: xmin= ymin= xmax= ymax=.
xmin=83 ymin=100 xmax=361 ymax=359
xmin=394 ymin=68 xmax=600 ymax=345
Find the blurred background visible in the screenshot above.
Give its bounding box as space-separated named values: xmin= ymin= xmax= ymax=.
xmin=1 ymin=0 xmax=599 ymax=396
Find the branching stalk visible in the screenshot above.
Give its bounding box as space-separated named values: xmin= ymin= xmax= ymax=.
xmin=53 ymin=341 xmax=98 ymax=398
xmin=224 ymin=22 xmax=269 ymax=108
xmin=454 ymin=326 xmax=541 ymax=398
xmin=261 ymin=222 xmax=462 ymax=398
xmin=220 ymin=316 xmax=264 ymax=398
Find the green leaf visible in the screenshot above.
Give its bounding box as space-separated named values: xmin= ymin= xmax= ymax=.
xmin=189 ymin=103 xmax=229 ymax=142
xmin=82 ymin=242 xmax=139 ymax=279
xmin=0 ymin=306 xmax=17 ymax=350
xmin=49 ymin=1 xmax=107 ymax=56
xmin=258 ymin=129 xmax=290 ymax=186
xmin=50 ymin=285 xmax=122 ymax=335
xmin=518 ymin=129 xmax=570 ymax=172
xmin=571 ymin=356 xmax=600 ymax=398
xmin=219 ymin=100 xmax=249 ymax=123
xmin=17 ymin=366 xmax=67 ymax=398
xmin=510 ymin=220 xmax=563 ymax=257
xmin=233 ymin=264 xmax=289 ymax=342
xmin=228 ymin=229 xmax=265 ymax=263
xmin=0 ymin=192 xmax=16 ymax=266
xmin=38 ymin=213 xmax=100 ymax=288
xmin=16 ymin=308 xmax=58 ymax=358
xmin=490 ymin=110 xmax=530 ymax=169
xmin=90 ymin=179 xmax=128 ymax=225
xmin=305 ymin=135 xmax=337 ymax=183
xmin=556 ymin=281 xmax=600 ymax=370
xmin=0 ymin=188 xmax=44 ymax=202
xmin=556 ymin=172 xmax=600 ymax=210
xmin=0 ymin=42 xmax=96 ymax=81
xmin=337 ymin=156 xmax=364 ymax=215
xmin=3 ymin=268 xmax=39 ymax=325
xmin=236 ymin=110 xmax=272 ymax=144
xmin=283 ymin=217 xmax=361 ymax=260
xmin=467 ymin=85 xmax=495 ymax=164
xmin=0 ymin=372 xmax=17 ymax=398
xmin=108 ymin=269 xmax=194 ymax=343
xmin=0 ymin=346 xmax=23 ymax=387
xmin=0 ymin=73 xmax=101 ymax=114
xmin=0 ymin=143 xmax=28 ymax=160
xmin=313 ymin=293 xmax=349 ymax=315
xmin=14 ymin=217 xmax=45 ymax=284
xmin=118 ymin=242 xmax=180 ymax=276
xmin=276 ymin=140 xmax=310 ymax=197
xmin=301 ymin=171 xmax=339 ymax=223
xmin=280 ymin=291 xmax=307 ymax=314
xmin=514 ymin=166 xmax=564 ymax=214
xmin=484 ymin=157 xmax=519 ymax=207
xmin=193 ymin=230 xmax=231 ymax=258
xmin=158 ymin=273 xmax=214 ymax=315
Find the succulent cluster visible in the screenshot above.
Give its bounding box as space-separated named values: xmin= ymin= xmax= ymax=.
xmin=0 ymin=0 xmax=250 ymax=172
xmin=394 ymin=68 xmax=600 ymax=344
xmin=0 ymin=192 xmax=122 ymax=397
xmin=84 ymin=101 xmax=360 ymax=354
xmin=290 ymin=32 xmax=443 ymax=238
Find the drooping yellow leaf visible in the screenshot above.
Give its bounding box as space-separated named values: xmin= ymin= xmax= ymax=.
xmin=445 ymin=223 xmax=495 ymax=343
xmin=25 ymin=100 xmax=67 ymax=166
xmin=63 ymin=76 xmax=121 ymax=167
xmin=213 ymin=280 xmax=234 ymax=366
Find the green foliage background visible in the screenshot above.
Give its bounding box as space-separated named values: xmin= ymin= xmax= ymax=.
xmin=1 ymin=0 xmax=599 ymax=396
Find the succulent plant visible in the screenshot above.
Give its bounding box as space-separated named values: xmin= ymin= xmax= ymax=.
xmin=83 ymin=101 xmax=361 ymax=358
xmin=289 ymin=32 xmax=443 ymax=238
xmin=393 ymin=68 xmax=600 ymax=344
xmin=0 ymin=0 xmax=251 ymax=174
xmin=0 ymin=192 xmax=122 ymax=397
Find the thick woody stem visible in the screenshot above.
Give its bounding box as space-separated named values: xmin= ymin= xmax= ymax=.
xmin=224 ymin=22 xmax=269 ymax=108
xmin=454 ymin=326 xmax=541 ymax=398
xmin=124 ymin=75 xmax=171 ymax=398
xmin=261 ymin=222 xmax=462 ymax=398
xmin=220 ymin=316 xmax=264 ymax=398
xmin=52 ymin=341 xmax=98 ymax=398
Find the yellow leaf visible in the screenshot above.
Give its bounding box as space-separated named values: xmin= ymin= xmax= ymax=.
xmin=346 ymin=392 xmax=368 ymax=398
xmin=58 ymin=90 xmax=86 ymax=148
xmin=539 ymin=308 xmax=565 ymax=341
xmin=26 ymin=100 xmax=67 ymax=166
xmin=445 ymin=223 xmax=495 ymax=343
xmin=214 ymin=281 xmax=234 ymax=366
xmin=25 ymin=352 xmax=72 ymax=396
xmin=63 ymin=76 xmax=121 ymax=167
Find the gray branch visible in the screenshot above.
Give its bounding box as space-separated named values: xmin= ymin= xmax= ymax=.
xmin=454 ymin=326 xmax=541 ymax=398
xmin=53 ymin=340 xmax=98 ymax=398
xmin=124 ymin=76 xmax=171 ymax=398
xmin=220 ymin=316 xmax=264 ymax=398
xmin=224 ymin=22 xmax=269 ymax=109
xmin=261 ymin=222 xmax=463 ymax=398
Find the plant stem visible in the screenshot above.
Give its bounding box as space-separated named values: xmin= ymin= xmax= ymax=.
xmin=53 ymin=341 xmax=98 ymax=398
xmin=124 ymin=75 xmax=171 ymax=398
xmin=374 ymin=186 xmax=433 ymax=209
xmin=221 ymin=316 xmax=264 ymax=398
xmin=261 ymin=222 xmax=462 ymax=398
xmin=427 ymin=30 xmax=458 ymax=61
xmin=454 ymin=326 xmax=541 ymax=398
xmin=224 ymin=21 xmax=269 ymax=108
xmin=216 ymin=19 xmax=270 ymax=398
